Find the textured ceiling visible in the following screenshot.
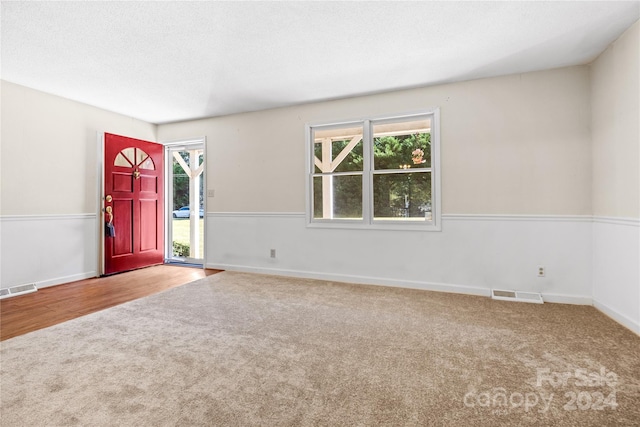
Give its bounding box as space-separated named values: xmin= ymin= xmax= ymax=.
xmin=1 ymin=1 xmax=639 ymax=124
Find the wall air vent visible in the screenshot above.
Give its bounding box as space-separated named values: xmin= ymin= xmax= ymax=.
xmin=0 ymin=283 xmax=38 ymax=299
xmin=492 ymin=289 xmax=543 ymax=304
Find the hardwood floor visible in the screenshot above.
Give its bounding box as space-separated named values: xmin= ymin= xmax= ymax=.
xmin=0 ymin=265 xmax=222 ymax=341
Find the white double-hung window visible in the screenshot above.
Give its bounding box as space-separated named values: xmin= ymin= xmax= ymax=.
xmin=306 ymin=109 xmax=440 ymax=230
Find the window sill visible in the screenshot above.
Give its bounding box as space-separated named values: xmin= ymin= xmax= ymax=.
xmin=306 ymin=220 xmax=441 ymax=232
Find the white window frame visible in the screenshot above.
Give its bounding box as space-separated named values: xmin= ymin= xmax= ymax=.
xmin=305 ymin=108 xmax=441 ymax=231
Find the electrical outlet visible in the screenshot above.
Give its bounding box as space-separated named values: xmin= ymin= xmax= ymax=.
xmin=537 ymin=266 xmax=545 ymax=277
xmin=270 ymin=249 xmax=276 ymax=258
xmin=207 ymin=189 xmax=215 ymax=198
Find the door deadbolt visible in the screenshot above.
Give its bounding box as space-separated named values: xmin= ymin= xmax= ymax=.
xmin=105 ymin=195 xmax=113 ymax=202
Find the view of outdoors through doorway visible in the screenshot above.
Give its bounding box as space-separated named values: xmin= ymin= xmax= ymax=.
xmin=167 ymin=142 xmax=205 ymax=265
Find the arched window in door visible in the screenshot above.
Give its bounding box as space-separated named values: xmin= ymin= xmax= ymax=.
xmin=114 ymin=147 xmax=155 ymax=170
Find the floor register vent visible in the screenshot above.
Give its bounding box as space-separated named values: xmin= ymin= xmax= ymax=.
xmin=0 ymin=283 xmax=38 ymax=299
xmin=492 ymin=289 xmax=543 ymax=304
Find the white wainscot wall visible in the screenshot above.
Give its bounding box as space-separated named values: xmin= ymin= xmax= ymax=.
xmin=0 ymin=215 xmax=97 ymax=289
xmin=2 ymin=212 xmax=635 ymax=332
xmin=592 ymin=218 xmax=640 ymax=334
xmin=206 ymin=213 xmax=593 ymax=305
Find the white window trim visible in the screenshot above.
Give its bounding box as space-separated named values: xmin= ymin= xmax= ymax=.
xmin=305 ymin=108 xmax=441 ymax=231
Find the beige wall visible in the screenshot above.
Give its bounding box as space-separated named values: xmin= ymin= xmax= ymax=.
xmin=159 ymin=66 xmax=592 ymax=215
xmin=0 ymin=81 xmax=157 ymax=215
xmin=591 ymin=20 xmax=640 ymax=218
xmin=1 ymin=64 xmax=598 ymax=217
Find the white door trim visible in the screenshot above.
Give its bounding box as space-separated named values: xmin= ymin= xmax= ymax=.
xmin=162 ymin=137 xmax=207 ymax=265
xmin=96 ymin=131 xmax=106 ymax=276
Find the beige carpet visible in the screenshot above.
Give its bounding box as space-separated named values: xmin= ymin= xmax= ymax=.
xmin=1 ymin=272 xmax=639 ymax=426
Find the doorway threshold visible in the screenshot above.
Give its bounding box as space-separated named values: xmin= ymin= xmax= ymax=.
xmin=165 ymin=260 xmax=204 ymax=269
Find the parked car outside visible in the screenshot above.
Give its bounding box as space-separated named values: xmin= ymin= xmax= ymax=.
xmin=172 ymin=206 xmax=204 ymax=218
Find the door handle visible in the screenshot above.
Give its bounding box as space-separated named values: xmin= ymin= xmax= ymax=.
xmin=105 ymin=206 xmax=113 ymax=224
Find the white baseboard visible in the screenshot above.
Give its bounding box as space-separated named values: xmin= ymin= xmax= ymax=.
xmin=593 ymin=299 xmax=640 ymax=335
xmin=209 ymin=263 xmax=595 ymax=305
xmin=207 ymin=263 xmax=491 ymax=296
xmin=35 ymin=272 xmax=98 ymax=289
xmin=541 ymin=293 xmax=592 ymax=305
xmin=212 ymin=262 xmax=598 ymax=306
xmin=212 ymin=262 xmax=568 ymax=299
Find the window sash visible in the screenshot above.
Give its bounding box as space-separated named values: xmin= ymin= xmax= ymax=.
xmin=371 ymin=168 xmax=432 ymax=175
xmin=312 ymin=171 xmax=363 ymax=178
xmin=370 ymin=170 xmax=432 ymax=222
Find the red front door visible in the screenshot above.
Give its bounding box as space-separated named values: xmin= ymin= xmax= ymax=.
xmin=104 ymin=133 xmax=164 ymax=275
